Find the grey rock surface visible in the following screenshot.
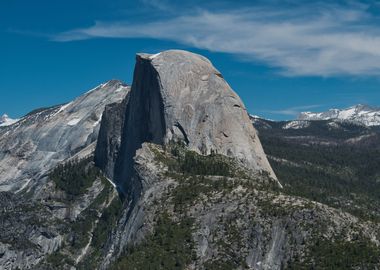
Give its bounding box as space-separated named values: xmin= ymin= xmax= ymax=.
xmin=0 ymin=80 xmax=129 ymax=192
xmin=99 ymin=143 xmax=174 ymax=269
xmin=96 ymin=50 xmax=279 ymax=195
xmin=146 ymin=51 xmax=277 ymax=180
xmin=0 ymin=191 xmax=63 ymax=269
xmin=95 ymin=92 xmax=130 ymax=181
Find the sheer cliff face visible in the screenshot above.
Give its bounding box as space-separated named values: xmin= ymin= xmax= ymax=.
xmin=148 ymin=51 xmax=276 ymax=179
xmin=0 ymin=80 xmax=129 ymax=192
xmin=94 ymin=93 xmax=130 ymax=181
xmin=95 ymin=50 xmax=278 ymax=194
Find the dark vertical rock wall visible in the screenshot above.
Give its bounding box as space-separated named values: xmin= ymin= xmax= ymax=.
xmin=94 ymin=93 xmax=130 ymax=181
xmin=97 ymin=55 xmax=167 ymax=198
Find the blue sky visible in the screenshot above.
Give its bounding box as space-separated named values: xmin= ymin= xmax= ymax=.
xmin=1 ymin=0 xmax=380 ymax=120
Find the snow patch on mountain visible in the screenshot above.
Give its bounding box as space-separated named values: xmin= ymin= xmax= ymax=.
xmin=56 ymin=102 xmax=72 ymax=115
xmin=67 ymin=118 xmax=81 ymax=126
xmin=250 ymin=114 xmax=274 ymax=122
xmin=0 ymin=114 xmax=19 ymax=127
xmin=149 ymin=52 xmax=161 ymax=59
xmin=299 ymin=104 xmax=380 ymax=126
xmin=282 ymin=120 xmax=310 ymax=130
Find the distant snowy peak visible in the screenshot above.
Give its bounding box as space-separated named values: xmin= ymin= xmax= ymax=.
xmin=299 ymin=104 xmax=380 ymax=126
xmin=249 ymin=114 xmax=274 ymax=122
xmin=0 ymin=114 xmax=19 ymax=127
xmin=282 ymin=120 xmax=310 ymax=130
xmin=250 ymin=115 xmax=311 ymax=130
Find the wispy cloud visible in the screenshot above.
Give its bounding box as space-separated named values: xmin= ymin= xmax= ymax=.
xmin=52 ymin=1 xmax=380 ymax=77
xmin=263 ymin=104 xmax=323 ymax=117
xmin=140 ymin=0 xmax=172 ymax=11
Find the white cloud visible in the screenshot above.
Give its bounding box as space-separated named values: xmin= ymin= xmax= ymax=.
xmin=52 ymin=2 xmax=380 ymax=77
xmin=263 ymin=104 xmax=323 ymax=116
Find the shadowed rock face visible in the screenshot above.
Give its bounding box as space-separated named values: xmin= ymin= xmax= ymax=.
xmin=94 ymin=93 xmax=130 ymax=181
xmin=100 ymin=55 xmax=167 ymax=197
xmin=95 ymin=50 xmax=279 ymax=196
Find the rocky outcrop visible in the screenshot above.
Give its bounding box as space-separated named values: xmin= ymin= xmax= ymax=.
xmin=0 ymin=80 xmax=130 ymax=270
xmin=99 ymin=144 xmax=173 ymax=269
xmin=0 ymin=191 xmax=63 ymax=269
xmin=0 ymin=80 xmax=129 ymax=192
xmin=94 ymin=93 xmax=130 ymax=181
xmin=95 ymin=50 xmax=279 ymax=196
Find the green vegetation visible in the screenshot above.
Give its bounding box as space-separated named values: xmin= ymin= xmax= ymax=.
xmin=46 ymin=157 xmax=124 ymax=269
xmin=161 ymin=142 xmax=256 ymax=181
xmin=47 ymin=135 xmax=380 ymax=270
xmin=255 ymin=121 xmax=380 ymax=268
xmin=50 ymin=157 xmax=103 ymax=198
xmin=111 ymin=213 xmax=195 ymax=270
xmin=203 ymin=260 xmax=240 ymax=270
xmin=258 ymin=123 xmax=380 ymax=221
xmin=91 ymin=196 xmax=123 ymax=250
xmin=77 ymin=194 xmax=123 ymax=269
xmin=158 ymin=142 xmax=236 ymax=177
xmin=68 ymin=213 xmax=94 ymax=250
xmin=289 ymin=238 xmax=380 ymax=269
xmin=111 ymin=143 xmax=264 ymax=270
xmin=110 ymin=145 xmax=200 ymax=270
xmin=175 ymin=149 xmax=231 ymax=176
xmin=46 ymin=252 xmax=75 ymax=268
xmin=49 ymin=157 xmax=110 ymax=250
xmin=171 ymin=175 xmax=225 ymax=209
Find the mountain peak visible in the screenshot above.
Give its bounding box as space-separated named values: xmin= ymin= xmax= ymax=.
xmin=298 ymin=104 xmax=380 ymax=126
xmin=95 ymin=49 xmax=280 ymax=194
xmin=0 ymin=114 xmax=19 ymax=127
xmin=0 ymin=81 xmax=130 ymax=192
xmin=104 ymin=79 xmax=127 ymax=87
xmin=1 ymin=114 xmax=9 ymax=121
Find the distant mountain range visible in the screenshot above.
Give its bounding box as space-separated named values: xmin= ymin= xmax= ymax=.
xmin=298 ymin=104 xmax=380 ymax=126
xmin=250 ymin=104 xmax=380 ymax=130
